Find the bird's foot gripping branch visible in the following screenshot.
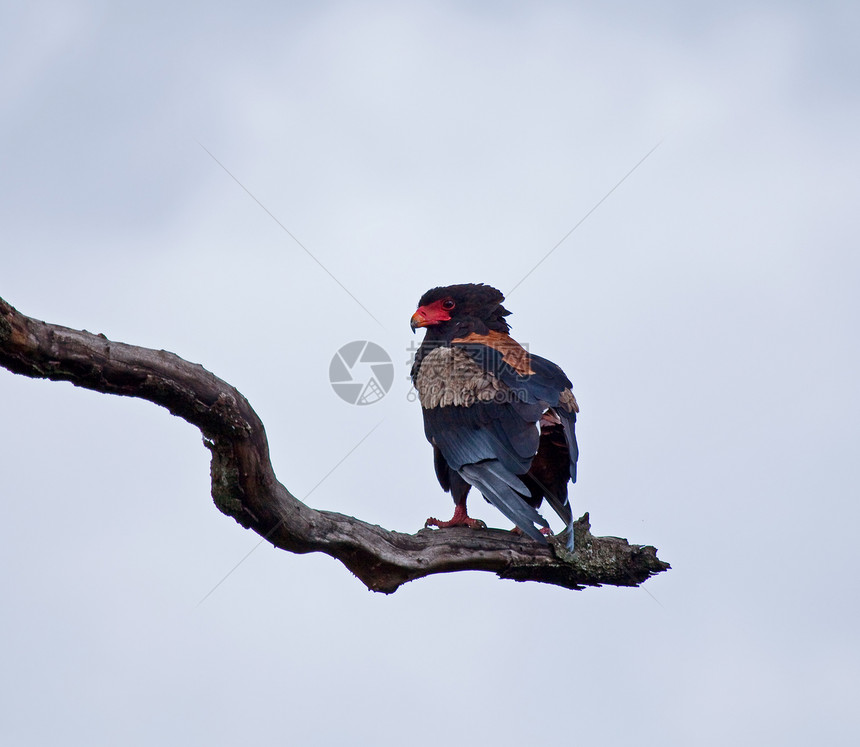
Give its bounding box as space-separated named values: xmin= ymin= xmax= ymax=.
xmin=0 ymin=295 xmax=669 ymax=594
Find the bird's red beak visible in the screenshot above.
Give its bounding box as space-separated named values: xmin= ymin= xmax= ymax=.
xmin=410 ymin=309 xmax=431 ymax=330
xmin=410 ymin=301 xmax=452 ymax=331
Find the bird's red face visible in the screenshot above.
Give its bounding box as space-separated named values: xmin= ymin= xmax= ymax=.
xmin=410 ymin=297 xmax=456 ymax=331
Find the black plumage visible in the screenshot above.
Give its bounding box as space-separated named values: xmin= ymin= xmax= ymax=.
xmin=410 ymin=283 xmax=579 ymax=548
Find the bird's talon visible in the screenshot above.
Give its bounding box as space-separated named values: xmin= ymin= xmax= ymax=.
xmin=424 ymin=514 xmax=486 ymax=530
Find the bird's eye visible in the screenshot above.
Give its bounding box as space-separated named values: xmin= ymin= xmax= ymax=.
xmin=442 ymin=299 xmax=455 ymax=311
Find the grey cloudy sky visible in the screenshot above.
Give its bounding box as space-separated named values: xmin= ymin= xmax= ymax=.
xmin=2 ymin=2 xmax=858 ymax=745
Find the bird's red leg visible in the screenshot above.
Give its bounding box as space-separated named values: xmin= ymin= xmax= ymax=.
xmin=425 ymin=504 xmax=487 ymax=530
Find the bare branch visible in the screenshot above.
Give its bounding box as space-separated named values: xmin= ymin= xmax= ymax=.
xmin=0 ymin=296 xmax=669 ymax=593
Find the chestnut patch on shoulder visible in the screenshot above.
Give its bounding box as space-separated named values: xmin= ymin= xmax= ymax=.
xmin=452 ymin=330 xmax=535 ymax=376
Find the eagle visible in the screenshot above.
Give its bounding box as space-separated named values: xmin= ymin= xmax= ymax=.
xmin=410 ymin=283 xmax=579 ymax=549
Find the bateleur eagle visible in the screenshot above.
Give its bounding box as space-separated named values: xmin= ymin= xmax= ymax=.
xmin=410 ymin=283 xmax=579 ymax=549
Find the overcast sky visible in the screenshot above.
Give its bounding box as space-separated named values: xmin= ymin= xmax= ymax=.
xmin=2 ymin=2 xmax=859 ymax=745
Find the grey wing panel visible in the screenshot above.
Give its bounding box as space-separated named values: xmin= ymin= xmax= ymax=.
xmin=460 ymin=462 xmax=549 ymax=544
xmin=423 ymin=403 xmax=539 ymax=475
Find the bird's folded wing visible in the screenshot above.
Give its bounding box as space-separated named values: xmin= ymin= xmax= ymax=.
xmin=423 ymin=401 xmax=539 ymax=475
xmin=452 ymin=332 xmax=579 ymax=480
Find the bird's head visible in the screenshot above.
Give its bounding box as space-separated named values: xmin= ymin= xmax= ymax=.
xmin=410 ymin=283 xmax=511 ymax=336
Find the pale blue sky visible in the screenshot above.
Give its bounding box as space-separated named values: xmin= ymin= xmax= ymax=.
xmin=2 ymin=2 xmax=858 ymax=745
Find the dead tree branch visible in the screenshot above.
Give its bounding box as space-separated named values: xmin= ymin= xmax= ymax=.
xmin=0 ymin=296 xmax=669 ymax=593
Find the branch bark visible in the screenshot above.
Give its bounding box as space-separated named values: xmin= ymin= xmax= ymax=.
xmin=0 ymin=296 xmax=669 ymax=593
